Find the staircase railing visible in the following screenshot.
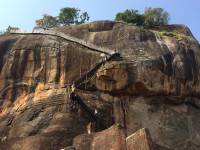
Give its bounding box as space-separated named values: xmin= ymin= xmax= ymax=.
xmin=74 ymin=52 xmax=122 ymax=86
xmin=10 ymin=29 xmax=111 ymax=55
xmin=72 ymin=94 xmax=104 ymax=130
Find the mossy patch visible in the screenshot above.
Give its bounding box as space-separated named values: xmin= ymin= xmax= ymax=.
xmin=153 ymin=31 xmax=184 ymax=40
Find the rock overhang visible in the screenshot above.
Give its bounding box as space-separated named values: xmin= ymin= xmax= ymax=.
xmin=95 ymin=48 xmax=200 ymax=100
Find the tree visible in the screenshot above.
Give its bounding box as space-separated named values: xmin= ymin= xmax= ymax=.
xmin=34 ymin=14 xmax=59 ymax=30
xmin=78 ymin=12 xmax=90 ymax=24
xmin=58 ymin=7 xmax=90 ymax=26
xmin=34 ymin=7 xmax=90 ymax=29
xmin=143 ymin=7 xmax=170 ymax=27
xmin=114 ymin=9 xmax=144 ymax=26
xmin=5 ymin=25 xmax=19 ymax=33
xmin=0 ymin=30 xmax=5 ymax=34
xmin=58 ymin=7 xmax=80 ymax=26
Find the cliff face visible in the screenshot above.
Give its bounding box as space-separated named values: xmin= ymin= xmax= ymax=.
xmin=0 ymin=20 xmax=200 ymax=150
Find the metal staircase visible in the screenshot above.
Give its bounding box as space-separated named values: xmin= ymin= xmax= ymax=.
xmin=70 ymin=93 xmax=104 ymax=130
xmin=74 ymin=52 xmax=122 ymax=87
xmin=68 ymin=52 xmax=123 ymax=131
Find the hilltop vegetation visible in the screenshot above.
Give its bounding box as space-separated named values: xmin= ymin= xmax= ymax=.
xmin=1 ymin=7 xmax=170 ymax=33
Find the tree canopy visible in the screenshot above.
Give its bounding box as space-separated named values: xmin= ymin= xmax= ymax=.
xmin=34 ymin=14 xmax=59 ymax=30
xmin=78 ymin=12 xmax=90 ymax=25
xmin=143 ymin=7 xmax=170 ymax=27
xmin=114 ymin=7 xmax=170 ymax=27
xmin=115 ymin=9 xmax=144 ymax=26
xmin=58 ymin=7 xmax=89 ymax=26
xmin=58 ymin=7 xmax=80 ymax=26
xmin=34 ymin=7 xmax=90 ymax=30
xmin=5 ymin=25 xmax=19 ymax=33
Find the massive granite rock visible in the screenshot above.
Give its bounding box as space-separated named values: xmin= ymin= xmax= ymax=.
xmin=0 ymin=20 xmax=200 ymax=150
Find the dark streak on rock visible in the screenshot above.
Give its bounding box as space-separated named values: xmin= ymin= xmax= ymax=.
xmin=55 ymin=48 xmax=61 ymax=84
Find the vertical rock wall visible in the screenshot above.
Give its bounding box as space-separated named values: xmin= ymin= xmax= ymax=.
xmin=0 ymin=34 xmax=101 ymax=106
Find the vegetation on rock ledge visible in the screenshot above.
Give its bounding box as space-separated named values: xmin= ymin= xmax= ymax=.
xmin=153 ymin=31 xmax=184 ymax=40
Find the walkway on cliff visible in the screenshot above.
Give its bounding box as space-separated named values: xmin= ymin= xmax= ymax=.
xmin=10 ymin=29 xmax=111 ymax=55
xmin=10 ymin=29 xmax=122 ymax=88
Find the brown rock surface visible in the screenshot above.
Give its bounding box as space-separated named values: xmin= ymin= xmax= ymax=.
xmin=73 ymin=125 xmax=126 ymax=150
xmin=126 ymin=128 xmax=155 ymax=150
xmin=0 ymin=20 xmax=200 ymax=150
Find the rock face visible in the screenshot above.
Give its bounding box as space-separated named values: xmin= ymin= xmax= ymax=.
xmin=73 ymin=125 xmax=126 ymax=150
xmin=126 ymin=128 xmax=155 ymax=150
xmin=0 ymin=20 xmax=200 ymax=150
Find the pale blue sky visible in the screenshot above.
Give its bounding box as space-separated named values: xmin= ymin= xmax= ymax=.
xmin=0 ymin=0 xmax=199 ymax=42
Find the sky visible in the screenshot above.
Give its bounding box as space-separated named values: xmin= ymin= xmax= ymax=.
xmin=0 ymin=0 xmax=199 ymax=42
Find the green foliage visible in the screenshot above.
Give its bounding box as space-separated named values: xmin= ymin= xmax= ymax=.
xmin=34 ymin=14 xmax=59 ymax=30
xmin=58 ymin=7 xmax=90 ymax=26
xmin=115 ymin=9 xmax=144 ymax=26
xmin=114 ymin=8 xmax=170 ymax=28
xmin=78 ymin=12 xmax=90 ymax=25
xmin=144 ymin=7 xmax=170 ymax=27
xmin=155 ymin=31 xmax=183 ymax=40
xmin=5 ymin=25 xmax=19 ymax=33
xmin=58 ymin=7 xmax=80 ymax=26
xmin=34 ymin=7 xmax=90 ymax=29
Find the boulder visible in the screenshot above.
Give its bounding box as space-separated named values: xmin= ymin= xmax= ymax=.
xmin=73 ymin=125 xmax=126 ymax=150
xmin=126 ymin=128 xmax=155 ymax=150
